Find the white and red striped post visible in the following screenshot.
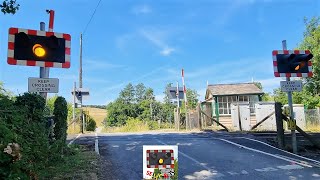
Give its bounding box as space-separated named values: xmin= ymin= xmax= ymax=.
xmin=48 ymin=10 xmax=55 ymax=32
xmin=181 ymin=69 xmax=189 ymax=130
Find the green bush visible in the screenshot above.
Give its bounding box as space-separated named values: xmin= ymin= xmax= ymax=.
xmin=160 ymin=122 xmax=173 ymax=129
xmin=122 ymin=118 xmax=149 ymax=132
xmin=147 ymin=120 xmax=159 ymax=130
xmin=0 ymin=93 xmax=51 ymax=179
xmin=0 ymin=92 xmax=73 ymax=179
xmin=0 ymin=94 xmax=27 ymax=179
xmin=86 ymin=116 xmax=97 ymax=131
xmin=53 ymin=96 xmax=68 ymax=145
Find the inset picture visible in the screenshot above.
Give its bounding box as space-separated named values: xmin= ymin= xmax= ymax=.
xmin=143 ymin=145 xmax=178 ymax=180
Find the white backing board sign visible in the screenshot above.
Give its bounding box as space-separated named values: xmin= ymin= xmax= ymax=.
xmin=280 ymin=80 xmax=302 ymax=92
xmin=28 ymin=78 xmax=59 ymax=93
xmin=143 ymin=145 xmax=178 ymax=179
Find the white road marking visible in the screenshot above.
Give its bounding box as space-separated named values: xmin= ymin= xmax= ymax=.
xmin=155 ymin=139 xmax=225 ymax=178
xmin=126 ymin=146 xmax=136 ymax=151
xmin=95 ymin=132 xmax=100 ymax=155
xmin=277 ymin=164 xmax=304 ymax=170
xmin=255 ymin=167 xmax=278 ymax=172
xmin=276 ymin=154 xmax=320 ymax=168
xmin=241 ymin=170 xmax=249 ymax=174
xmin=217 ymin=138 xmax=312 ymax=168
xmin=68 ymin=134 xmax=81 ymax=146
xmin=227 ymin=171 xmax=239 ymax=175
xmin=238 ymin=137 xmax=320 ymax=165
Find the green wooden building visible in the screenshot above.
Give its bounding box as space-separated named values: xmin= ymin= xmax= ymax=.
xmin=203 ymin=83 xmax=264 ymax=128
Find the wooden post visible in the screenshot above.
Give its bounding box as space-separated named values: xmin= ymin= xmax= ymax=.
xmin=282 ymin=114 xmax=320 ymax=149
xmin=275 ymin=102 xmax=285 ymax=149
xmin=197 ymin=104 xmax=202 ymax=130
xmin=201 ymin=109 xmax=229 ymax=132
xmin=250 ymin=111 xmax=275 ymax=130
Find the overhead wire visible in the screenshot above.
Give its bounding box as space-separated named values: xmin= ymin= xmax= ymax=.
xmin=82 ymin=0 xmax=103 ymax=35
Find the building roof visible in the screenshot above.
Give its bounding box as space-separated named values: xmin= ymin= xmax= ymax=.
xmin=207 ymin=83 xmax=264 ymax=96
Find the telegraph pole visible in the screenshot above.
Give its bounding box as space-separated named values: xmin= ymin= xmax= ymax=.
xmin=79 ymin=34 xmax=83 ymax=89
xmin=73 ymin=82 xmax=76 ymax=131
xmin=79 ymin=34 xmax=84 ymax=133
xmin=282 ymin=40 xmax=297 ymax=154
xmin=176 ymin=81 xmax=180 ymax=131
xmin=182 ymin=69 xmax=188 ymax=130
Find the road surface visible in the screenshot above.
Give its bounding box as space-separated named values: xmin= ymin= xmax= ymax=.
xmin=71 ymin=131 xmax=320 ymax=180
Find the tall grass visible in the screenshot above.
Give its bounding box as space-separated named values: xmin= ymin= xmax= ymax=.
xmin=103 ymin=118 xmax=175 ymax=133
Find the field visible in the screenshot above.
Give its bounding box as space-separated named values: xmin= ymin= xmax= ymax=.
xmin=83 ymin=107 xmax=107 ymax=128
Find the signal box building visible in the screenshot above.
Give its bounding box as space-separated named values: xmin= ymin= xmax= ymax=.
xmin=203 ymin=83 xmax=264 ymax=128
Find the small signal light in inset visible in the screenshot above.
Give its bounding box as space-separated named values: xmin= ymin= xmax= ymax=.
xmin=32 ymin=44 xmax=46 ymax=57
xmin=159 ymin=158 xmax=164 ymax=164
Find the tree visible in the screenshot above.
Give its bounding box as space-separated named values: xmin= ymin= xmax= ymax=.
xmin=299 ymin=17 xmax=320 ymax=95
xmin=135 ymin=83 xmax=146 ymax=103
xmin=104 ymin=82 xmax=176 ymax=129
xmin=119 ymin=83 xmax=135 ymax=104
xmin=293 ymin=88 xmax=320 ymax=109
xmin=1 ymin=0 xmax=19 ymax=14
xmin=253 ymin=82 xmax=263 ymax=90
xmin=186 ymin=89 xmax=199 ymax=109
xmin=145 ymin=88 xmax=155 ymax=101
xmin=273 ymin=88 xmax=287 ymax=105
xmin=0 ymin=81 xmax=13 ymax=97
xmin=46 ymin=95 xmax=58 ymax=114
xmin=53 ymin=97 xmax=68 ymax=144
xmin=253 ymin=81 xmax=273 ymax=101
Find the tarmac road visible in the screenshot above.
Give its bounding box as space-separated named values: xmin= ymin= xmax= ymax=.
xmin=71 ymin=131 xmax=320 ymax=180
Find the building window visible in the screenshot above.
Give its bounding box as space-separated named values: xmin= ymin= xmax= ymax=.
xmin=249 ymin=95 xmax=259 ymax=113
xmin=217 ymin=95 xmax=259 ymax=115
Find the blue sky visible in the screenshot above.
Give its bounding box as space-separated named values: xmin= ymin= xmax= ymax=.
xmin=0 ymin=0 xmax=319 ymax=105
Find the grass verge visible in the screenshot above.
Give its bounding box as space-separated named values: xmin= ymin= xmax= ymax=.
xmin=306 ymin=124 xmax=320 ymax=132
xmin=39 ymin=145 xmax=98 ymax=180
xmin=67 ymin=123 xmax=82 ymax=134
xmin=102 ymin=118 xmax=177 ymax=133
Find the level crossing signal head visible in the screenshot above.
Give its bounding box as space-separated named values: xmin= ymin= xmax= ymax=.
xmin=8 ymin=27 xmax=71 ymax=68
xmin=75 ymin=91 xmax=82 ymax=98
xmin=14 ymin=32 xmax=64 ymax=62
xmin=274 ymin=50 xmax=313 ymax=73
xmin=149 ymin=152 xmax=172 ymax=165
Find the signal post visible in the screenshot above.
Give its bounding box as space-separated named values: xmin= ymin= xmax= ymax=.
xmin=272 ymin=40 xmax=313 ymax=154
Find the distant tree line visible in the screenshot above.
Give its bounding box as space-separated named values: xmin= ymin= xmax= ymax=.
xmin=83 ymin=105 xmax=106 ymax=109
xmin=104 ymin=83 xmax=199 ymax=128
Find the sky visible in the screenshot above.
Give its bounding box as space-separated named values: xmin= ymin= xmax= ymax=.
xmin=0 ymin=0 xmax=319 ymax=105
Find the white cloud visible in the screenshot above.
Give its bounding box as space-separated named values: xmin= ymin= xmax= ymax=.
xmin=197 ymin=88 xmax=207 ymax=101
xmin=58 ymin=74 xmax=77 ymax=81
xmin=132 ymin=4 xmax=152 ymax=14
xmin=212 ymin=0 xmax=256 ymax=29
xmin=155 ymin=94 xmax=165 ymax=102
xmin=83 ymin=77 xmax=110 ymax=84
xmin=160 ymin=47 xmax=175 ymax=56
xmin=84 ymin=59 xmax=124 ymax=70
xmin=140 ymin=29 xmax=176 ymax=56
xmin=256 ymin=77 xmax=285 ymax=93
xmin=115 ymin=33 xmax=134 ymax=51
xmin=97 ymin=65 xmax=168 ymax=94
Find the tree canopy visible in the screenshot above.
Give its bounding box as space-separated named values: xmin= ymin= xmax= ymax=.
xmin=1 ymin=0 xmax=19 ymax=14
xmin=299 ymin=17 xmax=320 ymax=95
xmin=105 ymin=82 xmax=199 ymax=127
